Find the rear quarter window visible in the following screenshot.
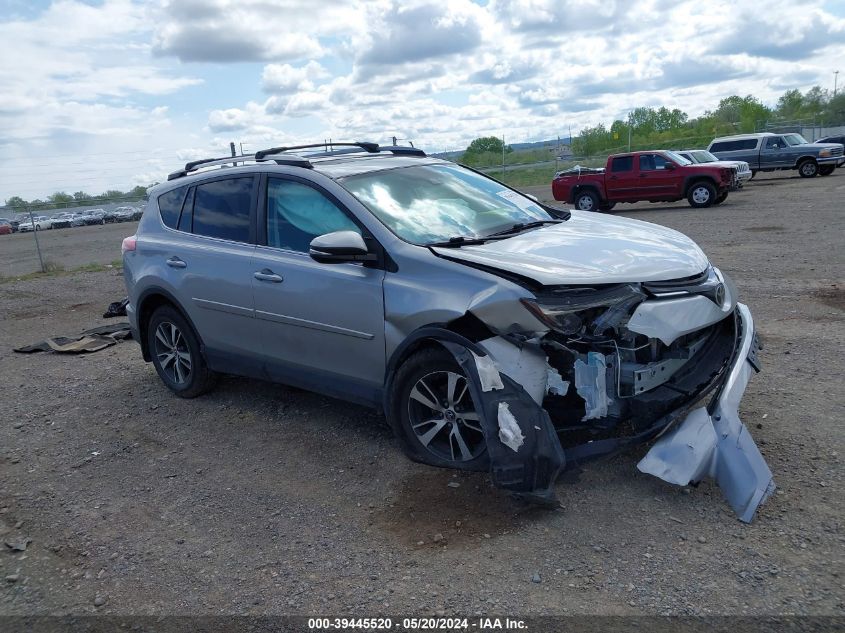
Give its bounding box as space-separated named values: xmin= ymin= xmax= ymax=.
xmin=711 ymin=139 xmax=758 ymax=152
xmin=157 ymin=186 xmax=188 ymax=229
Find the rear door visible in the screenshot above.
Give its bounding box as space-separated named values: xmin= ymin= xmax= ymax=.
xmin=605 ymin=155 xmax=638 ymax=201
xmin=250 ymin=174 xmax=386 ymax=402
xmin=156 ymin=175 xmax=260 ymax=361
xmin=636 ymin=153 xmax=680 ymax=197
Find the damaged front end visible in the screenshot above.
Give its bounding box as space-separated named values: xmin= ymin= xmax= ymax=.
xmin=442 ymin=266 xmax=774 ymax=522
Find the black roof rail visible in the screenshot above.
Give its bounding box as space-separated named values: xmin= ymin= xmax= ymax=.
xmin=377 ymin=145 xmax=426 ymax=157
xmin=254 ymin=141 xmax=379 ymax=160
xmin=166 ymin=154 xmax=314 ymax=181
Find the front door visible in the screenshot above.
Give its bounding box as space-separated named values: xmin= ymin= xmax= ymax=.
xmin=760 ymin=136 xmax=789 ymax=168
xmin=636 ymin=153 xmax=679 ymax=198
xmin=251 ymin=176 xmax=386 ymax=403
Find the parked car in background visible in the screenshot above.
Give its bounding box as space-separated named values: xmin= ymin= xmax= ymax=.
xmin=18 ymin=215 xmax=53 ymax=232
xmin=0 ymin=217 xmax=19 ymax=233
xmin=70 ymin=213 xmax=88 ymax=227
xmin=816 ymin=134 xmax=845 ymax=147
xmin=553 ymin=150 xmax=736 ymax=210
xmin=106 ymin=206 xmax=133 ymax=223
xmin=130 ymin=206 xmax=144 ymax=221
xmin=674 ymin=149 xmax=753 ymax=186
xmin=708 ymin=132 xmax=844 ymax=178
xmin=121 ymin=141 xmax=773 ymax=521
xmin=83 ymin=209 xmax=106 ymax=225
xmin=52 ymin=212 xmax=75 ymax=228
xmin=0 ymin=220 xmax=12 ymax=235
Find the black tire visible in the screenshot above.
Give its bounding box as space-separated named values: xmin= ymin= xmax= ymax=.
xmin=573 ymin=189 xmax=600 ymax=212
xmin=713 ymin=192 xmax=728 ymax=205
xmin=147 ymin=305 xmax=217 ymax=398
xmin=687 ymin=181 xmax=716 ymax=208
xmin=819 ymin=165 xmax=835 ymax=176
xmin=389 ymin=347 xmax=488 ymax=471
xmin=749 ymin=170 xmax=757 ymax=179
xmin=798 ymin=159 xmax=818 ymax=178
xmin=598 ymin=202 xmax=616 ymax=212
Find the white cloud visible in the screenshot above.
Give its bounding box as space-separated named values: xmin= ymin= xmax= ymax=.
xmin=3 ymin=0 xmax=845 ymax=202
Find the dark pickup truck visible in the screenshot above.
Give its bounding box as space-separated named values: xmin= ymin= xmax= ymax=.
xmin=552 ymin=150 xmax=736 ymax=211
xmin=708 ymin=132 xmax=844 ymax=177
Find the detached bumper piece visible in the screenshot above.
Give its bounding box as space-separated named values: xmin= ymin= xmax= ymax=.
xmin=637 ymin=304 xmax=775 ymax=522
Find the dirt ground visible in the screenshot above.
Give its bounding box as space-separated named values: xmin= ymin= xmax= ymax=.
xmin=1 ymin=171 xmax=843 ymax=617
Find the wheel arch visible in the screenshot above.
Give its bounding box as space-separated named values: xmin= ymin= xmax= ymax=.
xmin=136 ymin=287 xmax=205 ymax=363
xmin=795 ymin=155 xmax=818 ymax=168
xmin=570 ymin=183 xmax=604 ymax=204
xmin=683 ymin=175 xmax=717 ymax=196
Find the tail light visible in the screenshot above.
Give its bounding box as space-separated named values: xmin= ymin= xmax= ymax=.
xmin=121 ymin=235 xmax=137 ymax=254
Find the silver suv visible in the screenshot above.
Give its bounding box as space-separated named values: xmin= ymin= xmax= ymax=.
xmin=122 ymin=142 xmax=774 ymax=521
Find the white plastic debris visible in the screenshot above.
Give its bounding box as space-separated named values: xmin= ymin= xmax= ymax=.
xmin=471 ymin=351 xmax=504 ymax=392
xmin=574 ymin=352 xmax=610 ymax=420
xmin=546 ymin=367 xmax=570 ymax=396
xmin=497 ymin=402 xmax=524 ymax=452
xmin=478 ymin=337 xmax=548 ymax=403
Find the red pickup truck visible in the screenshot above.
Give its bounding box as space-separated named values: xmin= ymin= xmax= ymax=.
xmin=552 ymin=150 xmax=737 ymax=211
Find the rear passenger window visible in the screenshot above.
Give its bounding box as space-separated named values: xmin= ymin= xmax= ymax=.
xmin=177 ymin=188 xmax=194 ymax=232
xmin=192 ymin=177 xmax=254 ymax=243
xmin=158 ymin=186 xmax=188 ymax=229
xmin=611 ymin=156 xmax=633 ymax=172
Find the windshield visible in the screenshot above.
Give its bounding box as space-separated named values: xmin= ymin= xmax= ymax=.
xmin=663 ymin=150 xmax=691 ymax=166
xmin=340 ymin=163 xmax=552 ymax=245
xmin=690 ymin=150 xmax=719 ymax=163
xmin=784 ymin=134 xmax=808 ymax=146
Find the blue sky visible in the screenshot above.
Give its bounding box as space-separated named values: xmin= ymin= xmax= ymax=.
xmin=1 ymin=0 xmax=844 ymax=201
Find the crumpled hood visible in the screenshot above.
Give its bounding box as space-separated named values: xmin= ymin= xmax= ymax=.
xmin=432 ymin=210 xmax=709 ymax=285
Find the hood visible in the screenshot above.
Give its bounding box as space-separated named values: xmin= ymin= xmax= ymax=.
xmin=432 ymin=210 xmax=709 ymax=286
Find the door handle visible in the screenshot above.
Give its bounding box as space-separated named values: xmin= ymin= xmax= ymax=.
xmin=609 ymin=175 xmax=618 ymax=180
xmin=639 ymin=173 xmax=648 ymax=178
xmin=254 ymin=269 xmax=284 ymax=283
xmin=166 ymin=257 xmax=187 ymax=269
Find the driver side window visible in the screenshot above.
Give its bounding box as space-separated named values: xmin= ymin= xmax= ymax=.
xmin=765 ymin=137 xmax=782 ymax=149
xmin=266 ymin=178 xmax=359 ymax=253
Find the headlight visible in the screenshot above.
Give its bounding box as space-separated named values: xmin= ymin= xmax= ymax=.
xmin=819 ymin=149 xmax=832 ymax=157
xmin=521 ymin=284 xmax=645 ymax=335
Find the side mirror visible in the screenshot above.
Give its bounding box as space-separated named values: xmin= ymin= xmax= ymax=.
xmin=665 ymin=162 xmax=676 ymax=170
xmin=309 ymin=230 xmax=376 ymax=264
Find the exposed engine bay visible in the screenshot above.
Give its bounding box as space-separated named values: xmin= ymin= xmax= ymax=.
xmin=444 ymin=266 xmax=775 ymax=522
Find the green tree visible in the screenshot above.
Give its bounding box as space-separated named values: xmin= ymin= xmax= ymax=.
xmin=465 ymin=136 xmax=509 ymax=155
xmin=4 ymin=196 xmax=27 ymax=209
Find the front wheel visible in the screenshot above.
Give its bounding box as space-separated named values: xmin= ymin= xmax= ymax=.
xmin=713 ymin=192 xmax=728 ymax=205
xmin=687 ymin=181 xmax=716 ymax=208
xmin=798 ymin=159 xmax=818 ymax=178
xmin=819 ymin=165 xmax=835 ymax=176
xmin=573 ymin=190 xmax=600 ymax=212
xmin=148 ymin=305 xmax=217 ymax=398
xmin=390 ymin=347 xmax=488 ymax=470
xmin=598 ymin=202 xmax=616 ymax=212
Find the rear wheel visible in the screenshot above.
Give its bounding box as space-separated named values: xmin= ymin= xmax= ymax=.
xmin=148 ymin=305 xmax=217 ymax=398
xmin=819 ymin=165 xmax=835 ymax=176
xmin=390 ymin=347 xmax=488 ymax=470
xmin=687 ymin=181 xmax=716 ymax=208
xmin=573 ymin=189 xmax=600 ymax=212
xmin=798 ymin=159 xmax=818 ymax=178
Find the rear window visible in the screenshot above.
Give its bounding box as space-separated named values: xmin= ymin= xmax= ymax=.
xmin=611 ymin=156 xmax=634 ymax=172
xmin=192 ymin=177 xmax=254 ymax=243
xmin=710 ymin=139 xmax=758 ymax=152
xmin=157 ymin=186 xmax=188 ymax=229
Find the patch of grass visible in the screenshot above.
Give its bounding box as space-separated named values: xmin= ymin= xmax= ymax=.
xmin=0 ymin=259 xmax=123 ymax=284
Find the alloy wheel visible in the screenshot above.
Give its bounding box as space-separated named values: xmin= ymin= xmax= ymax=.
xmin=576 ymin=194 xmax=595 ymax=211
xmin=407 ymin=370 xmax=485 ymax=463
xmin=154 ymin=321 xmax=192 ymax=385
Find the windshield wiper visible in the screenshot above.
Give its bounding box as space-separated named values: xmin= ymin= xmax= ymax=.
xmin=426 ymin=235 xmax=491 ymax=248
xmin=484 ymin=219 xmax=563 ymax=238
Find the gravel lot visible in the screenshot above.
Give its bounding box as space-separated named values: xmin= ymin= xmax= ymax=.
xmin=0 ymin=222 xmax=139 ymax=278
xmin=1 ymin=171 xmax=843 ymax=617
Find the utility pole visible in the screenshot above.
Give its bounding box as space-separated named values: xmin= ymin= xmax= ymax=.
xmin=501 ymin=134 xmax=506 ymax=180
xmin=28 ymin=207 xmax=45 ymax=273
xmin=835 ymin=70 xmax=840 ymax=98
xmin=627 ymin=113 xmax=632 ymax=152
xmin=230 ymin=141 xmax=237 ymax=167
